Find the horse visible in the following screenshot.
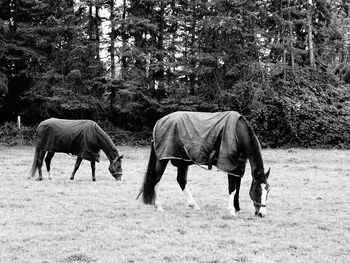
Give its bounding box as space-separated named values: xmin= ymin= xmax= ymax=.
xmin=139 ymin=111 xmax=270 ymax=217
xmin=29 ymin=118 xmax=123 ymax=181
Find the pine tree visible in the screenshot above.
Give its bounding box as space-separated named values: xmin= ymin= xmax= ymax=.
xmin=0 ymin=0 xmax=106 ymax=123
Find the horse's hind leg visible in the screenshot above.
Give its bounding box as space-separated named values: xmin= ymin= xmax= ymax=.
xmin=36 ymin=151 xmax=46 ymax=181
xmin=234 ymin=177 xmax=241 ymax=212
xmin=90 ymin=161 xmax=96 ymax=181
xmin=45 ymin=152 xmax=55 ymax=180
xmin=154 ymin=160 xmax=168 ymax=211
xmin=175 ymin=162 xmax=199 ymax=210
xmin=227 ymin=174 xmax=241 ymax=216
xmin=70 ymin=156 xmax=82 ymax=180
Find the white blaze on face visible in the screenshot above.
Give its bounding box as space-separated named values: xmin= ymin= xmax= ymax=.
xmin=259 ymin=183 xmax=268 ymax=216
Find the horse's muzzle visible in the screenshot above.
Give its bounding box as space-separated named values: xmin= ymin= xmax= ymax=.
xmin=113 ymin=172 xmax=123 ymax=181
xmin=255 ymin=206 xmax=267 ymax=218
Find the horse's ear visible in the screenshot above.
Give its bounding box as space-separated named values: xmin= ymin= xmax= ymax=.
xmin=265 ymin=168 xmax=270 ymax=178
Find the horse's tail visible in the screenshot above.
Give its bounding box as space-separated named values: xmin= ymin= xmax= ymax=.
xmin=29 ymin=146 xmax=39 ymax=178
xmin=137 ymin=142 xmax=158 ymax=204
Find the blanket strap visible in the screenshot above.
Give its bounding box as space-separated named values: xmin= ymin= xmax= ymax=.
xmin=183 ymin=146 xmax=215 ymax=171
xmin=208 ymin=150 xmax=216 ymax=170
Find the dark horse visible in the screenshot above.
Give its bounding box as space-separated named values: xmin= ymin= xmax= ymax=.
xmin=29 ymin=118 xmax=123 ymax=181
xmin=139 ymin=111 xmax=270 ymax=217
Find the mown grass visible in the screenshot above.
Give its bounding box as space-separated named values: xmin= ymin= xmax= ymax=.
xmin=0 ymin=146 xmax=349 ymax=263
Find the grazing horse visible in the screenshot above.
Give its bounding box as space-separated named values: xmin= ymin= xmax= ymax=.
xmin=29 ymin=118 xmax=123 ymax=181
xmin=139 ymin=111 xmax=270 ymax=217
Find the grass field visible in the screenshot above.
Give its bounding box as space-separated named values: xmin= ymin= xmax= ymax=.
xmin=0 ymin=146 xmax=349 ymax=263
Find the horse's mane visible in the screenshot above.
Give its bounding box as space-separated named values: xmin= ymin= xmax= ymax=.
xmin=94 ymin=123 xmax=119 ymax=157
xmin=239 ymin=115 xmax=264 ymax=179
xmin=240 ymin=115 xmax=260 ymax=150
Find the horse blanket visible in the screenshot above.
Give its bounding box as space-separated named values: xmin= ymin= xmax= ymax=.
xmin=36 ymin=118 xmax=102 ymax=162
xmin=153 ymin=111 xmax=247 ymax=176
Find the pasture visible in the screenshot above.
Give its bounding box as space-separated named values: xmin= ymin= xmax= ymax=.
xmin=0 ymin=146 xmax=349 ymax=263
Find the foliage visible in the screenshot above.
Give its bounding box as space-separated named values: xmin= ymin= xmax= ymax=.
xmin=250 ymin=67 xmax=350 ymax=148
xmin=0 ymin=0 xmax=105 ymax=124
xmin=1 ymin=0 xmax=350 ymax=148
xmin=0 ymin=71 xmax=8 ymax=95
xmin=0 ymin=122 xmax=35 ymax=146
xmin=333 ymin=63 xmax=350 ymax=84
xmin=0 ymin=121 xmax=151 ymax=147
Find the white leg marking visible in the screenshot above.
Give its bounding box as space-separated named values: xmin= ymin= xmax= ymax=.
xmin=259 ymin=183 xmax=268 ymax=216
xmin=183 ymin=186 xmax=200 ymax=210
xmin=154 ymin=182 xmax=163 ymax=211
xmin=227 ymin=190 xmax=236 ymax=216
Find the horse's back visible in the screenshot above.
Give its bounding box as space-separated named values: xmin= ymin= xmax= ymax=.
xmin=36 ymin=118 xmax=100 ymax=161
xmin=153 ymin=111 xmax=245 ymax=174
xmin=154 ymin=111 xmax=240 ymax=139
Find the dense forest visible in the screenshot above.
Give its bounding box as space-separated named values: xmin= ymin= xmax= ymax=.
xmin=1 ymin=0 xmax=350 ymax=147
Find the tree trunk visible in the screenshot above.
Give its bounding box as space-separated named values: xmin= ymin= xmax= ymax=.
xmin=189 ymin=3 xmax=197 ymax=94
xmin=157 ymin=1 xmax=165 ymax=84
xmin=121 ymin=0 xmax=127 ymax=79
xmin=280 ymin=0 xmax=286 ymax=75
xmin=9 ymin=0 xmax=19 ymax=34
xmin=88 ymin=4 xmax=93 ymax=40
xmin=109 ymin=0 xmax=116 ymax=111
xmin=95 ymin=3 xmax=100 ymax=60
xmin=307 ymin=0 xmax=315 ymax=67
xmin=288 ymin=0 xmax=295 ymax=69
xmin=110 ymin=0 xmax=116 ymax=79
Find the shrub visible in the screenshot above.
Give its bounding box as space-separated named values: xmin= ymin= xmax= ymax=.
xmin=0 ymin=122 xmax=36 ymax=146
xmin=250 ymin=68 xmax=350 ymax=148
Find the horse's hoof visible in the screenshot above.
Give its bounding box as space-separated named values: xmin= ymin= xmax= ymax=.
xmin=92 ymin=179 xmax=96 ymax=182
xmin=70 ymin=177 xmax=74 ymax=180
xmin=188 ymin=203 xmax=200 ymax=210
xmin=156 ymin=206 xmax=164 ymax=212
xmin=228 ymin=209 xmax=236 ymax=217
xmin=36 ymin=177 xmax=43 ymax=181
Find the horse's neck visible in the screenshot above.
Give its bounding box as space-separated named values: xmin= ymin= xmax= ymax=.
xmin=96 ymin=128 xmax=119 ymax=163
xmin=247 ymin=135 xmax=264 ymax=178
xmin=248 ymin=151 xmax=264 ymax=178
xmin=238 ymin=117 xmax=264 ymax=178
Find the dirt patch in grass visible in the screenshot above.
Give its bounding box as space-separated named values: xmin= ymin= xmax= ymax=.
xmin=0 ymin=146 xmax=349 ymax=262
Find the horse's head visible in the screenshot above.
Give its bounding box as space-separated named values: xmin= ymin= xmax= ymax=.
xmin=109 ymin=155 xmax=124 ymax=180
xmin=249 ymin=168 xmax=270 ymax=217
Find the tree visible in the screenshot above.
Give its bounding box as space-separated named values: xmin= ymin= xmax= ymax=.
xmin=0 ymin=0 xmax=106 ymax=123
xmin=307 ymin=0 xmax=316 ymax=67
xmin=0 ymin=0 xmax=44 ymax=122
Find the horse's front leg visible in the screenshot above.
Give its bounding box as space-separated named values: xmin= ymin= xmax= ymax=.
xmin=70 ymin=156 xmax=82 ymax=180
xmin=90 ymin=161 xmax=96 ymax=181
xmin=176 ymin=164 xmax=199 ymax=210
xmin=227 ymin=174 xmax=241 ymax=216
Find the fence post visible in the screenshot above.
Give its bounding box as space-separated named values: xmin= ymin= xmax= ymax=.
xmin=17 ymin=115 xmax=21 ymax=130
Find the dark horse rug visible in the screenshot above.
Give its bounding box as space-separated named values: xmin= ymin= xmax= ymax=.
xmin=36 ymin=118 xmax=104 ymax=162
xmin=153 ymin=111 xmax=247 ymax=176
